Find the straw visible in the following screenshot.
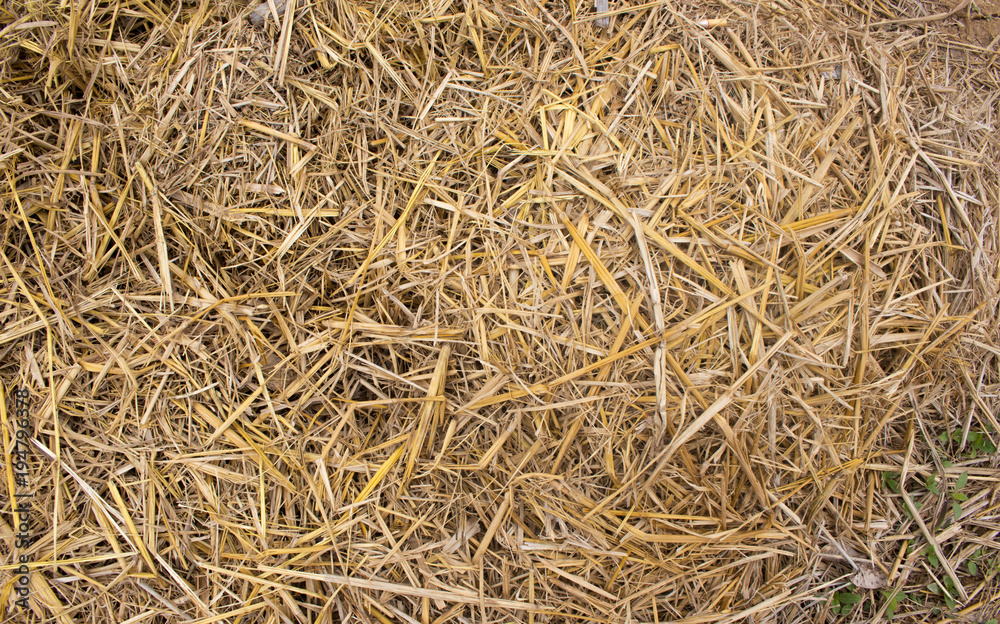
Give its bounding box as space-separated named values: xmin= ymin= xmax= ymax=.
xmin=1 ymin=0 xmax=998 ymax=622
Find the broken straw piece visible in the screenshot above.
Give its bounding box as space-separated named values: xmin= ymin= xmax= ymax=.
xmin=820 ymin=64 xmax=844 ymax=80
xmin=696 ymin=19 xmax=728 ymax=28
xmin=249 ymin=0 xmax=287 ymax=26
xmin=852 ymin=564 xmax=887 ymax=589
xmin=595 ymin=0 xmax=609 ymax=28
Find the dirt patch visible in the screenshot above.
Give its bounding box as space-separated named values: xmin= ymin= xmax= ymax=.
xmin=974 ymin=0 xmax=1000 ymax=13
xmin=968 ymin=18 xmax=1000 ymax=45
xmin=941 ymin=0 xmax=1000 ymax=12
xmin=937 ymin=0 xmax=1000 ymax=46
xmin=943 ymin=16 xmax=1000 ymax=47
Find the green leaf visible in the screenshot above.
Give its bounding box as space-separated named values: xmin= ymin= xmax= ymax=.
xmin=928 ymin=582 xmax=940 ymax=594
xmin=883 ymin=472 xmax=900 ymax=494
xmin=943 ymin=460 xmax=953 ymax=468
xmin=926 ymin=474 xmax=938 ymax=495
xmin=969 ymin=560 xmax=978 ymax=576
xmin=928 ymin=551 xmax=940 ymax=568
xmin=882 ymin=589 xmax=902 ymax=619
xmin=944 ymin=592 xmax=956 ymax=610
xmin=954 ymin=492 xmax=968 ymax=501
xmin=953 ymin=500 xmax=962 ymax=521
xmin=839 ymin=592 xmax=862 ymax=605
xmin=957 ymin=471 xmax=968 ymax=490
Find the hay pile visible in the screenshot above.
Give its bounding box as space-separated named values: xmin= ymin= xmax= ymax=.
xmin=2 ymin=0 xmax=999 ymax=621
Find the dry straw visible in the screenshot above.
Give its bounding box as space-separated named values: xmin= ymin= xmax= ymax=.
xmin=1 ymin=0 xmax=999 ymax=622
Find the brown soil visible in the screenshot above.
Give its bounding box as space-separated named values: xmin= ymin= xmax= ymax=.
xmin=940 ymin=0 xmax=1000 ymax=46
